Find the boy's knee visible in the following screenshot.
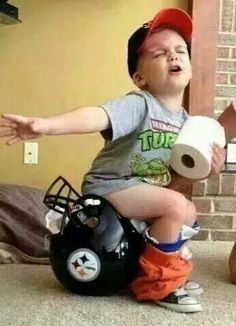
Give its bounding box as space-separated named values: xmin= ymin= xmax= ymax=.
xmin=185 ymin=200 xmax=197 ymax=225
xmin=167 ymin=193 xmax=189 ymax=224
xmin=187 ymin=200 xmax=197 ymax=217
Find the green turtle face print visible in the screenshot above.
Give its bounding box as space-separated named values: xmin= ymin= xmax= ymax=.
xmin=130 ymin=154 xmax=171 ymax=186
xmin=128 ymin=122 xmax=180 ymax=186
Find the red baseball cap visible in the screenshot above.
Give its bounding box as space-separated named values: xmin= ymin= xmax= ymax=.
xmin=127 ymin=7 xmax=193 ymax=77
xmin=145 ymin=7 xmax=192 ymax=44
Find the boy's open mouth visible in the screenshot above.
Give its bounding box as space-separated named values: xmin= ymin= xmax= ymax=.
xmin=169 ymin=65 xmax=182 ymax=73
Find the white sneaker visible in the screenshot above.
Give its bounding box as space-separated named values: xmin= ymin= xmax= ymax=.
xmin=155 ymin=287 xmax=202 ymax=313
xmin=185 ymin=280 xmax=203 ymax=296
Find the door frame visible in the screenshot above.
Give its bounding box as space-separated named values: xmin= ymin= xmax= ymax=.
xmin=187 ymin=0 xmax=220 ymax=116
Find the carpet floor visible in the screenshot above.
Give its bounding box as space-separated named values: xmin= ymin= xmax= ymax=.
xmin=0 ymin=241 xmax=235 ymax=326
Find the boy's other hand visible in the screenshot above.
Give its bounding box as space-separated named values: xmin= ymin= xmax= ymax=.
xmin=209 ymin=143 xmax=226 ymax=176
xmin=0 ymin=114 xmax=48 ymax=145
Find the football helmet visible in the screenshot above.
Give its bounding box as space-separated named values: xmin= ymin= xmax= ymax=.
xmin=43 ymin=176 xmax=145 ymax=296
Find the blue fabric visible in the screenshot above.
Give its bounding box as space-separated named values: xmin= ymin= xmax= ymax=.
xmin=192 ymin=221 xmax=200 ymax=230
xmin=152 ymin=238 xmax=184 ymax=252
xmin=148 ymin=221 xmax=200 ymax=253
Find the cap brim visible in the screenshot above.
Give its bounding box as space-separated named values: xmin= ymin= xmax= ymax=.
xmin=148 ymin=7 xmax=192 ymax=42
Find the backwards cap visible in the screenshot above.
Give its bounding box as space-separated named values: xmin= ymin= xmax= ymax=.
xmin=127 ymin=7 xmax=193 ymax=77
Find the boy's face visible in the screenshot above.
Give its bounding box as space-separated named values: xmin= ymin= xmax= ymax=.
xmin=133 ymin=29 xmax=192 ymax=96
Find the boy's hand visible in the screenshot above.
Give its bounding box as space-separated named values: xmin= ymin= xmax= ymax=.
xmin=0 ymin=114 xmax=48 ymax=145
xmin=209 ymin=143 xmax=226 ymax=176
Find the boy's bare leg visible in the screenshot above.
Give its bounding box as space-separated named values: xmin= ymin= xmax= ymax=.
xmin=104 ymin=183 xmax=196 ymax=243
xmin=229 ymin=242 xmax=236 ymax=284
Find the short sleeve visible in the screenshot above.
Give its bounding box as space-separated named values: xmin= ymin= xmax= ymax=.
xmin=100 ymin=92 xmax=146 ymax=141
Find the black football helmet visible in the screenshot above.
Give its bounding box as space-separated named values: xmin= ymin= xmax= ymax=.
xmin=43 ymin=176 xmax=145 ymax=296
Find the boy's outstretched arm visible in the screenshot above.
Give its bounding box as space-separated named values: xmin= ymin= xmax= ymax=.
xmin=0 ymin=106 xmax=110 ymax=145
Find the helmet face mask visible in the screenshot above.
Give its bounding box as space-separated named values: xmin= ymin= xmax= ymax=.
xmin=44 ymin=176 xmax=145 ymax=296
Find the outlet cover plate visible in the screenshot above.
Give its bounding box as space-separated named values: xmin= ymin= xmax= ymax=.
xmin=24 ymin=142 xmax=38 ymax=164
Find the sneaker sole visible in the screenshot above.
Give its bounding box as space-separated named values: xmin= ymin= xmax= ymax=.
xmin=155 ymin=301 xmax=202 ymax=313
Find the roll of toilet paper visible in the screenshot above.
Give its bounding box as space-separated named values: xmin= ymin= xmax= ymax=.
xmin=170 ymin=116 xmax=226 ymax=179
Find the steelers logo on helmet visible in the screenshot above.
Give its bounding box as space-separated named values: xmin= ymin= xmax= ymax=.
xmin=67 ymin=248 xmax=101 ymax=282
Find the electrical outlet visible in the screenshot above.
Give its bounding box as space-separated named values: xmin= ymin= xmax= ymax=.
xmin=24 ymin=142 xmax=38 ymax=164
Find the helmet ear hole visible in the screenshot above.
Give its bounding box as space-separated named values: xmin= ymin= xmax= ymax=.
xmin=47 ymin=177 xmax=145 ymax=296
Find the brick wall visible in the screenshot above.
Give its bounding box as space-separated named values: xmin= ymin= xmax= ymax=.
xmin=215 ymin=0 xmax=236 ymax=114
xmin=192 ymin=174 xmax=236 ymax=240
xmin=192 ymin=0 xmax=236 ymax=241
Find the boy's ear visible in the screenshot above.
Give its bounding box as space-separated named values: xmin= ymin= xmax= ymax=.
xmin=132 ymin=71 xmax=146 ymax=88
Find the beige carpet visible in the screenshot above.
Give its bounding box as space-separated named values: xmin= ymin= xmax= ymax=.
xmin=0 ymin=241 xmax=235 ymax=326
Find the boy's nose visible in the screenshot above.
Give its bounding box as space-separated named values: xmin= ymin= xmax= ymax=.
xmin=168 ymin=53 xmax=178 ymax=62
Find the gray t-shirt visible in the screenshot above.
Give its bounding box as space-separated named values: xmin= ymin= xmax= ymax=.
xmin=81 ymin=90 xmax=188 ymax=196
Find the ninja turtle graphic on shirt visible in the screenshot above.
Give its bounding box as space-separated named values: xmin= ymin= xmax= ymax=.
xmin=130 ymin=153 xmax=171 ymax=186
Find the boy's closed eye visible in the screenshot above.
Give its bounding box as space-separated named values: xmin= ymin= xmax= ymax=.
xmin=177 ymin=50 xmax=187 ymax=54
xmin=153 ymin=52 xmax=166 ymax=58
xmin=153 ymin=48 xmax=187 ymax=58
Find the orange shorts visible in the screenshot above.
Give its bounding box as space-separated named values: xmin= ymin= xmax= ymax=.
xmin=130 ymin=242 xmax=193 ymax=301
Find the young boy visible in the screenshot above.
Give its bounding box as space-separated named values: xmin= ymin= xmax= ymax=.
xmin=0 ymin=8 xmax=225 ymax=312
